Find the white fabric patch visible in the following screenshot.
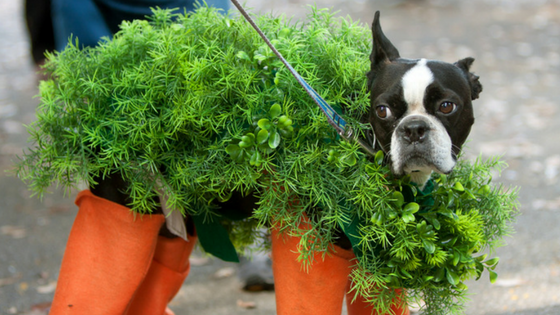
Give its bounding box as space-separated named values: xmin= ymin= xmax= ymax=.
xmin=401 ymin=59 xmax=433 ymax=113
xmin=159 ymin=191 xmax=188 ymax=241
xmin=156 ymin=182 xmax=188 ymax=241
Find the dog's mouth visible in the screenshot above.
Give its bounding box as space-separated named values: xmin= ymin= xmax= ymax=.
xmin=395 ymin=152 xmax=455 ymax=176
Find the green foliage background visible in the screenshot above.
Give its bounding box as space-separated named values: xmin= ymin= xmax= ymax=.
xmin=16 ymin=6 xmax=518 ymax=314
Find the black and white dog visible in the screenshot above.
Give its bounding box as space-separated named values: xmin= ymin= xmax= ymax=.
xmin=367 ymin=11 xmax=481 ymax=188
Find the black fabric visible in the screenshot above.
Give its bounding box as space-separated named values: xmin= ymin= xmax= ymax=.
xmin=93 ymin=0 xmax=194 ymax=34
xmin=25 ymin=0 xmax=55 ymax=64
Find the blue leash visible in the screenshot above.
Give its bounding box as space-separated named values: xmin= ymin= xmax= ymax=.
xmin=230 ymin=0 xmax=376 ymax=156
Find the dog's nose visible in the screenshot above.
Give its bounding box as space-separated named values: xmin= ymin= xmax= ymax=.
xmin=402 ymin=119 xmax=429 ymax=143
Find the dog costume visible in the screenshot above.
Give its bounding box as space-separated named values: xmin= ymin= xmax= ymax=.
xmin=17 ymin=6 xmax=518 ymax=315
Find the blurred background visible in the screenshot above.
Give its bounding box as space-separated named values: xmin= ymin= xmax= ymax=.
xmin=1 ymin=0 xmax=559 ymax=314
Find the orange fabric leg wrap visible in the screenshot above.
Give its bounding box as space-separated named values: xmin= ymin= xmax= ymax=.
xmin=125 ymin=234 xmax=198 ymax=315
xmin=49 ymin=190 xmax=165 ymax=315
xmin=345 ymin=281 xmax=410 ymax=315
xmin=271 ymin=226 xmax=355 ymax=315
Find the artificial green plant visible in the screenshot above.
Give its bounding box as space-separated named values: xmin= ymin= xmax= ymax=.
xmin=16 ymin=6 xmax=518 ymax=314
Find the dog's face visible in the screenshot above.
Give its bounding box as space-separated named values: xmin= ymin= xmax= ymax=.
xmin=366 ymin=12 xmax=482 ymax=185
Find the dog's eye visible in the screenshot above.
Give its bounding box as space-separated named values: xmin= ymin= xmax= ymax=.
xmin=439 ymin=102 xmax=456 ymax=115
xmin=375 ymin=105 xmax=392 ymax=119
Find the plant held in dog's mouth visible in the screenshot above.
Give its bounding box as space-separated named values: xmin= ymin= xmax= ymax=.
xmin=15 ymin=6 xmax=518 ymax=315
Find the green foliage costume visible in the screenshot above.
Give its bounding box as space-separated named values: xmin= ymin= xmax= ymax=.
xmin=16 ymin=6 xmax=518 ymax=314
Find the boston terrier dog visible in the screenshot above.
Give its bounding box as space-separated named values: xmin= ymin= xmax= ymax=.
xmin=367 ymin=11 xmax=482 ymax=187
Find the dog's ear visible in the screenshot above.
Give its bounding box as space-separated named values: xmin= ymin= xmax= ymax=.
xmin=454 ymin=57 xmax=483 ymax=100
xmin=370 ymin=11 xmax=400 ymax=68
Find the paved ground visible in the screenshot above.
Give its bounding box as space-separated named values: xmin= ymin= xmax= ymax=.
xmin=1 ymin=0 xmax=559 ymax=314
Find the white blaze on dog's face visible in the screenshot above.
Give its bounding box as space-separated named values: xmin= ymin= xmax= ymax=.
xmin=391 ymin=59 xmax=455 ymax=184
xmin=366 ymin=12 xmax=482 ymax=186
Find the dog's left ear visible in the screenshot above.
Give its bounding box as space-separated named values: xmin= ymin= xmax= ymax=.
xmin=368 ymin=11 xmax=400 ymax=90
xmin=454 ymin=57 xmax=483 ymax=100
xmin=370 ymin=11 xmax=400 ymax=69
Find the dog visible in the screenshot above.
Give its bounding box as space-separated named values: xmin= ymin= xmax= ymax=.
xmin=367 ymin=11 xmax=481 ymax=189
xmin=87 ymin=9 xmax=482 ymax=314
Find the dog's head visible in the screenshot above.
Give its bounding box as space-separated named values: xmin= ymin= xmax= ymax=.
xmin=366 ymin=12 xmax=482 ymax=185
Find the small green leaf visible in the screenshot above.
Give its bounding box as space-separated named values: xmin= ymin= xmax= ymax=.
xmin=453 ymin=252 xmax=460 ymax=266
xmin=464 ymin=190 xmax=476 ymax=200
xmin=475 ymin=254 xmax=488 ymax=262
xmin=278 ymin=115 xmax=289 ymax=126
xmin=404 ymin=202 xmax=420 ymax=214
xmin=279 ymin=28 xmax=292 ymax=38
xmin=374 ymin=212 xmax=384 ymax=226
xmin=392 ymin=191 xmax=404 ymax=207
xmin=386 ymin=209 xmax=397 ymax=220
xmin=256 ymin=129 xmax=269 ymax=145
xmin=446 ymin=269 xmax=460 ymax=285
xmin=439 ymin=174 xmax=447 ymax=185
xmin=484 ymin=257 xmax=500 ymax=267
xmin=254 ymin=53 xmax=267 ymax=62
xmin=374 ymin=150 xmax=384 ymax=165
xmin=250 ymin=150 xmax=262 ymax=166
xmin=239 ymin=133 xmax=256 ymax=148
xmin=489 ymin=270 xmax=498 ymax=284
xmin=268 ymin=130 xmax=281 ymax=149
xmin=423 ymin=240 xmax=436 ymax=254
xmin=417 ymin=220 xmax=428 ymax=233
xmin=278 ymin=116 xmax=293 ymax=128
xmin=440 ymin=236 xmax=458 ymax=247
xmin=341 ymin=154 xmax=357 ymax=166
xmin=225 ymin=144 xmax=241 ymax=159
xmin=258 ymin=119 xmax=272 ymax=130
xmin=453 ymin=182 xmax=465 ymax=192
xmin=456 ymin=282 xmax=468 ymax=290
xmin=478 ymin=184 xmax=491 ymax=195
xmin=238 ymin=141 xmax=251 ymax=148
xmin=402 ymin=213 xmax=415 ymax=223
xmin=432 ymin=218 xmax=441 ymax=230
xmin=434 ymin=268 xmax=445 ymax=282
xmin=400 ymin=269 xmax=413 ymax=279
xmin=236 ymin=51 xmax=250 ymax=61
xmin=269 ymin=103 xmax=282 ymax=118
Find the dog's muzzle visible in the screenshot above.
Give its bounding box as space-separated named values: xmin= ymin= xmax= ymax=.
xmin=390 ymin=115 xmax=455 ymax=176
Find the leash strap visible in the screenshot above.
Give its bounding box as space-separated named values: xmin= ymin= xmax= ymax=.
xmin=230 ymin=0 xmax=376 ymax=156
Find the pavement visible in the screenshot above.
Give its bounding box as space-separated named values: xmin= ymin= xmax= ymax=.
xmin=1 ymin=0 xmax=559 ymax=314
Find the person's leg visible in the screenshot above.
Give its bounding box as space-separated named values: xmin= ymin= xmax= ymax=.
xmin=51 ymin=0 xmax=111 ymax=51
xmin=125 ymin=231 xmax=198 ymax=315
xmin=345 ymin=281 xmax=410 ymax=315
xmin=49 ymin=190 xmax=165 ymax=314
xmin=271 ymin=225 xmax=355 ymax=315
xmin=25 ymin=0 xmax=55 ymax=65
